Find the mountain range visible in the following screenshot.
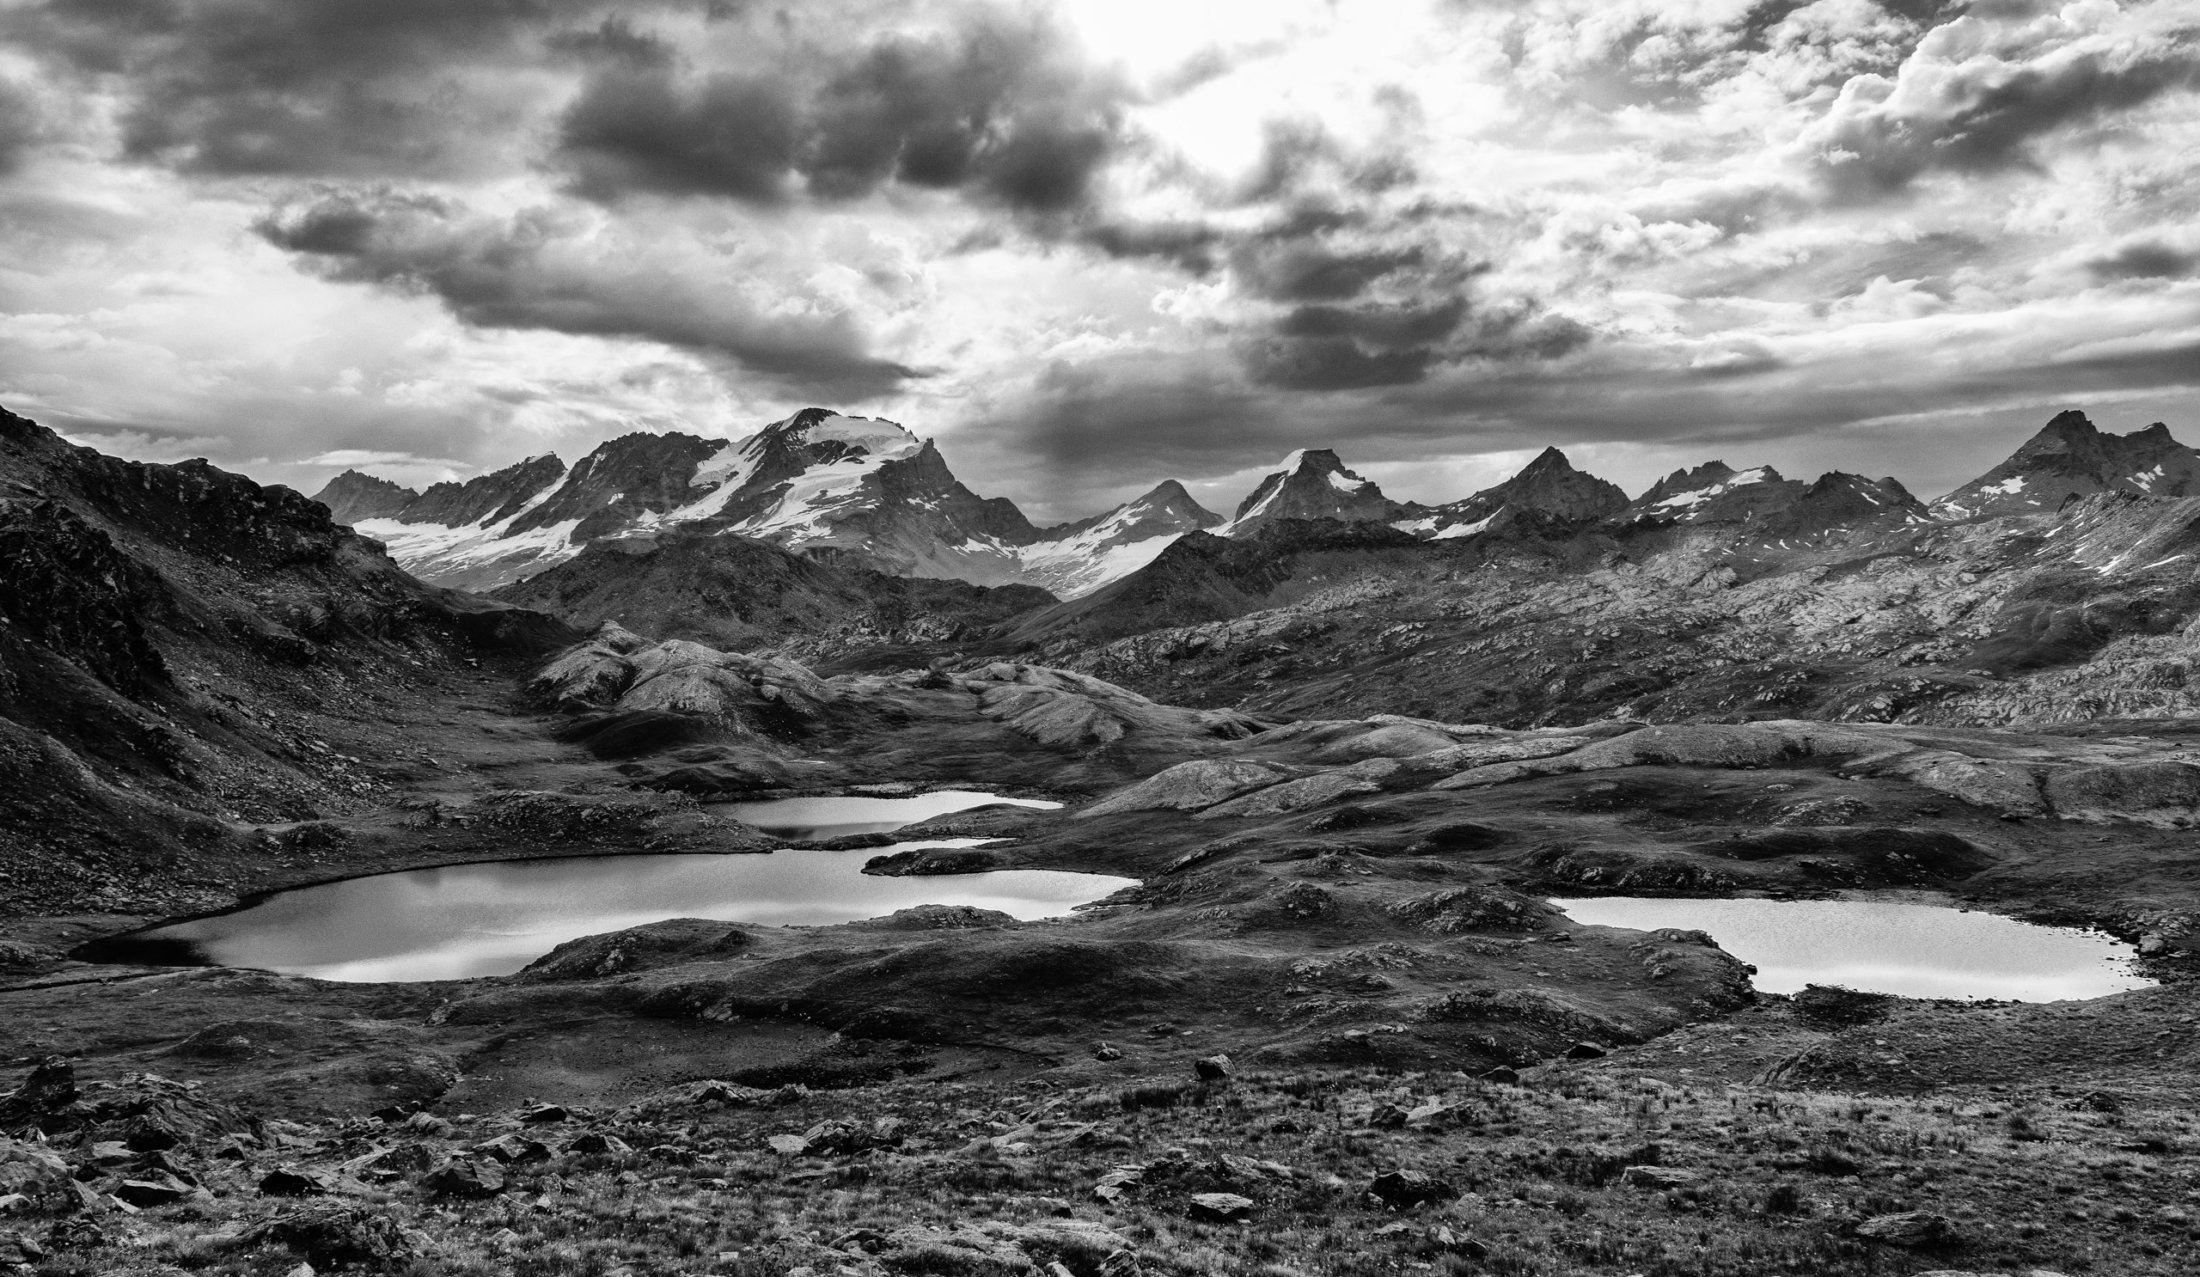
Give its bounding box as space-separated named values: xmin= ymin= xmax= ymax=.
xmin=316 ymin=407 xmax=2200 ymax=608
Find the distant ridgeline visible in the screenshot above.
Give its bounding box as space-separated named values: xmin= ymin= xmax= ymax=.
xmin=314 ymin=407 xmax=2196 ymax=600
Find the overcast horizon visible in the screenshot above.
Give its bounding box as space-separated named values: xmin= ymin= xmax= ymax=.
xmin=1 ymin=0 xmax=2196 ymax=523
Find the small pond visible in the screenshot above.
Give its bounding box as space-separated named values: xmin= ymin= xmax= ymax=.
xmin=92 ymin=839 xmax=1135 ymax=983
xmin=1556 ymin=896 xmax=2154 ymax=1002
xmin=721 ymin=790 xmax=1062 ymax=839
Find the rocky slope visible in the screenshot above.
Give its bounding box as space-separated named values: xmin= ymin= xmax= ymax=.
xmin=1218 ymin=449 xmax=1406 ymax=537
xmin=1934 ymin=410 xmax=2200 ymax=519
xmin=489 ymin=526 xmax=1057 ymax=664
xmin=1395 ymin=446 xmax=1630 ymax=540
xmin=0 ymin=405 xmax=576 ymax=916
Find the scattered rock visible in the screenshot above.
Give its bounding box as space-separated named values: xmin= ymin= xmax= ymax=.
xmin=1093 ymin=1165 xmax=1145 ymax=1203
xmin=1368 ymin=1168 xmax=1454 ymax=1208
xmin=519 ymin=1104 xmax=570 ymax=1124
xmin=114 ymin=1173 xmax=196 ymax=1207
xmin=473 ymin=1134 xmax=553 ymax=1165
xmin=1187 ymin=1192 xmax=1255 ymax=1223
xmin=1855 ymin=1211 xmax=1952 ymax=1247
xmin=257 ymin=1168 xmax=328 ymax=1197
xmin=1620 ymin=1166 xmax=1700 ymax=1188
xmin=250 ymin=1203 xmax=414 ymax=1271
xmin=0 ymin=1058 xmax=76 ymax=1130
xmin=1092 ymin=1042 xmax=1122 ymax=1062
xmin=564 ymin=1132 xmax=632 ymax=1157
xmin=420 ymin=1160 xmax=505 ymax=1199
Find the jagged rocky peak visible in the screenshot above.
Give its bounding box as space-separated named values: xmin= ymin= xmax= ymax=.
xmin=401 ymin=454 xmax=568 ymax=529
xmin=1934 ymin=410 xmax=2200 ymax=519
xmin=313 ymin=470 xmax=417 ymax=525
xmin=1390 ymin=447 xmax=1627 ymax=541
xmin=1225 ymin=448 xmax=1402 ymax=537
xmin=1624 ymin=459 xmax=1800 ymax=525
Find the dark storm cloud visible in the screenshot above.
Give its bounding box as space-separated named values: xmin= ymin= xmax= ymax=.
xmin=560 ymin=70 xmax=807 ymax=202
xmin=255 ymin=190 xmax=916 ymax=399
xmin=2085 ymin=239 xmax=2198 ymax=281
xmin=0 ymin=0 xmax=639 ymax=179
xmin=1811 ymin=43 xmax=2200 ymax=199
xmin=0 ymin=79 xmax=41 ymax=175
xmin=552 ymin=13 xmax=1128 ymax=212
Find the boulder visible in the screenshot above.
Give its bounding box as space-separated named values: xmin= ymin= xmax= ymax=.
xmin=1187 ymin=1192 xmax=1255 ymax=1222
xmin=257 ymin=1168 xmax=329 ymax=1197
xmin=1479 ymin=1066 xmax=1520 ymax=1084
xmin=0 ymin=1058 xmax=76 ymax=1130
xmin=473 ymin=1135 xmax=552 ymax=1165
xmin=1565 ymin=1041 xmax=1608 ymax=1060
xmin=1855 ymin=1211 xmax=1951 ymax=1246
xmin=1620 ymin=1166 xmax=1699 ymax=1188
xmin=420 ymin=1159 xmax=504 ymax=1199
xmin=1368 ymin=1168 xmax=1454 ymax=1207
xmin=0 ymin=1140 xmax=69 ymax=1200
xmin=114 ymin=1173 xmax=196 ymax=1207
xmin=1193 ymin=1055 xmax=1233 ymax=1082
xmin=250 ymin=1203 xmax=415 ymax=1271
xmin=564 ymin=1132 xmax=631 ymax=1157
xmin=1093 ymin=1165 xmax=1145 ymax=1203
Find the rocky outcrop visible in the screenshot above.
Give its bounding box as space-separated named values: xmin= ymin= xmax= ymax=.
xmin=1935 ymin=411 xmax=2200 ymax=519
xmin=1223 ymin=449 xmax=1406 ymax=538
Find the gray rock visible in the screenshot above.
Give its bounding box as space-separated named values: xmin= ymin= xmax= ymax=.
xmin=1187 ymin=1192 xmax=1255 ymax=1222
xmin=1620 ymin=1165 xmax=1699 ymax=1188
xmin=1855 ymin=1210 xmax=1951 ymax=1246
xmin=1369 ymin=1168 xmax=1454 ymax=1207
xmin=420 ymin=1159 xmax=505 ymax=1199
xmin=1193 ymin=1054 xmax=1233 ymax=1081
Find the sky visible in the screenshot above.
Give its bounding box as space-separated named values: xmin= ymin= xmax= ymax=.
xmin=0 ymin=0 xmax=2195 ymax=523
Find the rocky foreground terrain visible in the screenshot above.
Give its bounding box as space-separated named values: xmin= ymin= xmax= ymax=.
xmin=2 ymin=404 xmax=2199 ymax=1274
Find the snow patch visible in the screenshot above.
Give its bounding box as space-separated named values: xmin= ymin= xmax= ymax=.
xmin=1433 ymin=512 xmax=1495 ymax=540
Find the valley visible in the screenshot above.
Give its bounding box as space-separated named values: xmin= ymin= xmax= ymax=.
xmin=2 ymin=402 xmax=2199 ymax=1275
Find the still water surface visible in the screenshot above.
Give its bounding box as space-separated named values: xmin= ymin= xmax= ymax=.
xmin=108 ymin=839 xmax=1135 ymax=983
xmin=1557 ymin=896 xmax=2153 ymax=1001
xmin=722 ymin=790 xmax=1062 ymax=839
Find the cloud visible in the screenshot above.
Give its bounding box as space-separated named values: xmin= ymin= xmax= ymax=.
xmin=553 ymin=10 xmax=1131 ymax=213
xmin=1 ymin=0 xmax=2198 ymax=526
xmin=255 ymin=189 xmax=918 ymax=400
xmin=1800 ymin=8 xmax=2200 ymax=200
xmin=0 ymin=0 xmax=613 ymax=180
xmin=2085 ymin=236 xmax=2199 ymax=281
xmin=302 ymin=448 xmax=467 ymax=469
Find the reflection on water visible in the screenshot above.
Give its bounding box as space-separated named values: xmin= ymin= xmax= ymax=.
xmin=1557 ymin=896 xmax=2154 ymax=1002
xmin=102 ymin=840 xmax=1134 ymax=983
xmin=722 ymin=790 xmax=1062 ymax=839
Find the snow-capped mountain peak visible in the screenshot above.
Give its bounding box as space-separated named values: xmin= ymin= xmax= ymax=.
xmin=1223 ymin=448 xmax=1402 ymax=537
